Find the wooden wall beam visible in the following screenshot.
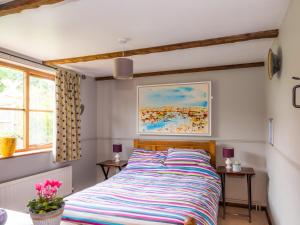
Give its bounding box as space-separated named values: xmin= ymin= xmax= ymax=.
xmin=95 ymin=62 xmax=265 ymax=81
xmin=0 ymin=0 xmax=64 ymax=17
xmin=44 ymin=30 xmax=278 ymax=65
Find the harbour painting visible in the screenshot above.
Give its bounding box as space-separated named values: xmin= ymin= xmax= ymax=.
xmin=137 ymin=82 xmax=211 ymax=136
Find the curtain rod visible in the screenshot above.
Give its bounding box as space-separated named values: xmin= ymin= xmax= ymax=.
xmin=0 ymin=50 xmax=86 ymax=79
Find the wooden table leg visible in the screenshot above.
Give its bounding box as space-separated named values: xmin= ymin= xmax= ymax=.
xmin=221 ymin=173 xmax=226 ymax=219
xmin=247 ymin=174 xmax=252 ymax=223
xmin=100 ymin=165 xmax=110 ymax=180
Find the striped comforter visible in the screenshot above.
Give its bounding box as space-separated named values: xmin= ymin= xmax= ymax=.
xmin=62 ymin=165 xmax=221 ymax=225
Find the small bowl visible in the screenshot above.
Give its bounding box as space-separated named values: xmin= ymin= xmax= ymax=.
xmin=0 ymin=209 xmax=7 ymax=225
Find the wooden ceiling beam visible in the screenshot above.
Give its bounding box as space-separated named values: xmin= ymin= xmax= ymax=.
xmin=0 ymin=0 xmax=64 ymax=17
xmin=95 ymin=62 xmax=265 ymax=81
xmin=44 ymin=29 xmax=278 ymax=65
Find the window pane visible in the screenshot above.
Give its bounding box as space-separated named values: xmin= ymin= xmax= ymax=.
xmin=0 ymin=110 xmax=24 ymax=149
xmin=0 ymin=67 xmax=24 ymax=108
xmin=29 ymin=112 xmax=53 ymax=146
xmin=30 ymin=76 xmax=55 ymax=110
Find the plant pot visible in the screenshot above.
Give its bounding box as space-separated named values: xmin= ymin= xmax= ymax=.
xmin=30 ymin=206 xmax=64 ymax=225
xmin=0 ymin=137 xmax=16 ymax=157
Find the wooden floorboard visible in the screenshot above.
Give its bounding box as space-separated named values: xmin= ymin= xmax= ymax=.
xmin=218 ymin=207 xmax=269 ymax=225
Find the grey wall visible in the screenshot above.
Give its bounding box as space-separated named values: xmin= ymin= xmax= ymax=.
xmin=265 ymin=0 xmax=300 ymax=224
xmin=0 ymin=76 xmax=97 ymax=192
xmin=96 ymin=67 xmax=267 ymax=206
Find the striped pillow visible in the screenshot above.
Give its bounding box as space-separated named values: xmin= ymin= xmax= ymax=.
xmin=127 ymin=149 xmax=167 ymax=168
xmin=164 ymin=148 xmax=211 ymax=167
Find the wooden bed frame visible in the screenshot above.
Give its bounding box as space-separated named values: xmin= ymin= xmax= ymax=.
xmin=65 ymin=139 xmax=216 ymax=225
xmin=133 ymin=139 xmax=216 ymax=168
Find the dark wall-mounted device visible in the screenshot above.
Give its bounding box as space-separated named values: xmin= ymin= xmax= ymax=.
xmin=268 ymin=49 xmax=281 ymax=80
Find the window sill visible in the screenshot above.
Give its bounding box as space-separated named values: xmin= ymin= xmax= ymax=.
xmin=0 ymin=149 xmax=52 ymax=160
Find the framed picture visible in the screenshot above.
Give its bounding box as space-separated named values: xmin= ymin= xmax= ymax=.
xmin=137 ymin=81 xmax=212 ymax=136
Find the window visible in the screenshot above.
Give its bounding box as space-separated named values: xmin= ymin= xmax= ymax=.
xmin=0 ymin=61 xmax=55 ymax=153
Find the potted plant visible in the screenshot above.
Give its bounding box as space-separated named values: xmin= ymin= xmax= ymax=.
xmin=27 ymin=180 xmax=64 ymax=225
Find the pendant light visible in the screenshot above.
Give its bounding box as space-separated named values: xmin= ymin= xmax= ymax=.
xmin=113 ymin=38 xmax=133 ymax=80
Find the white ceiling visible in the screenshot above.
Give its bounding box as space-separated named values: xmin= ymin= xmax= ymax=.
xmin=0 ymin=0 xmax=290 ymax=77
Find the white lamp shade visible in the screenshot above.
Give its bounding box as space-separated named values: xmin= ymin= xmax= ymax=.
xmin=113 ymin=58 xmax=133 ymax=80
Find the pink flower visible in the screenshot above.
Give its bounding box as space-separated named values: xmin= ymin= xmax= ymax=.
xmin=44 ymin=179 xmax=52 ymax=187
xmin=34 ymin=179 xmax=63 ymax=199
xmin=54 ymin=180 xmax=62 ymax=188
xmin=44 ymin=179 xmax=62 ymax=188
xmin=35 ymin=183 xmax=42 ymax=191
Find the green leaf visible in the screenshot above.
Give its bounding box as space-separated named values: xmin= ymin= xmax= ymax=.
xmin=27 ymin=197 xmax=64 ymax=214
xmin=38 ymin=210 xmax=46 ymax=214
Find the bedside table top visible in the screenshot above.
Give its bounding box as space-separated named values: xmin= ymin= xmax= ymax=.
xmin=97 ymin=160 xmax=128 ymax=167
xmin=217 ymin=166 xmax=255 ymax=175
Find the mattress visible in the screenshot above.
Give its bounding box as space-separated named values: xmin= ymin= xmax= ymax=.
xmin=62 ymin=165 xmax=221 ymax=225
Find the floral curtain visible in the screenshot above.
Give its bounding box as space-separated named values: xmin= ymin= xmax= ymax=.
xmin=54 ymin=69 xmax=81 ymax=162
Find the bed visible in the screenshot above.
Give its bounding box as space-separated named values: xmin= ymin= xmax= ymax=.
xmin=62 ymin=139 xmax=221 ymax=225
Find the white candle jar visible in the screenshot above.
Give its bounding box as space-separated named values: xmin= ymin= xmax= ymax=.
xmin=232 ymin=162 xmax=241 ymax=172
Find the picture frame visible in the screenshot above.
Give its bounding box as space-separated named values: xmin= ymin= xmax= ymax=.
xmin=136 ymin=81 xmax=212 ymax=136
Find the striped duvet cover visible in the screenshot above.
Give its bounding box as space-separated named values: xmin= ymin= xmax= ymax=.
xmin=62 ymin=164 xmax=221 ymax=225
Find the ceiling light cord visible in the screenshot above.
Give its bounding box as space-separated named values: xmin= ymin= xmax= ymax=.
xmin=118 ymin=38 xmax=130 ymax=58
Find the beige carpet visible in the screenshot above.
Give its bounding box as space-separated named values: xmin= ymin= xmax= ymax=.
xmin=218 ymin=207 xmax=269 ymax=225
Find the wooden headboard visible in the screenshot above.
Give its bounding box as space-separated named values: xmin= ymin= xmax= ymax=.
xmin=133 ymin=139 xmax=216 ymax=168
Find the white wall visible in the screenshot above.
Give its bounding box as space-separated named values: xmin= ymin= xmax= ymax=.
xmin=265 ymin=0 xmax=300 ymax=224
xmin=0 ymin=76 xmax=97 ymax=192
xmin=96 ymin=67 xmax=267 ymax=206
xmin=72 ymin=76 xmax=98 ymax=190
